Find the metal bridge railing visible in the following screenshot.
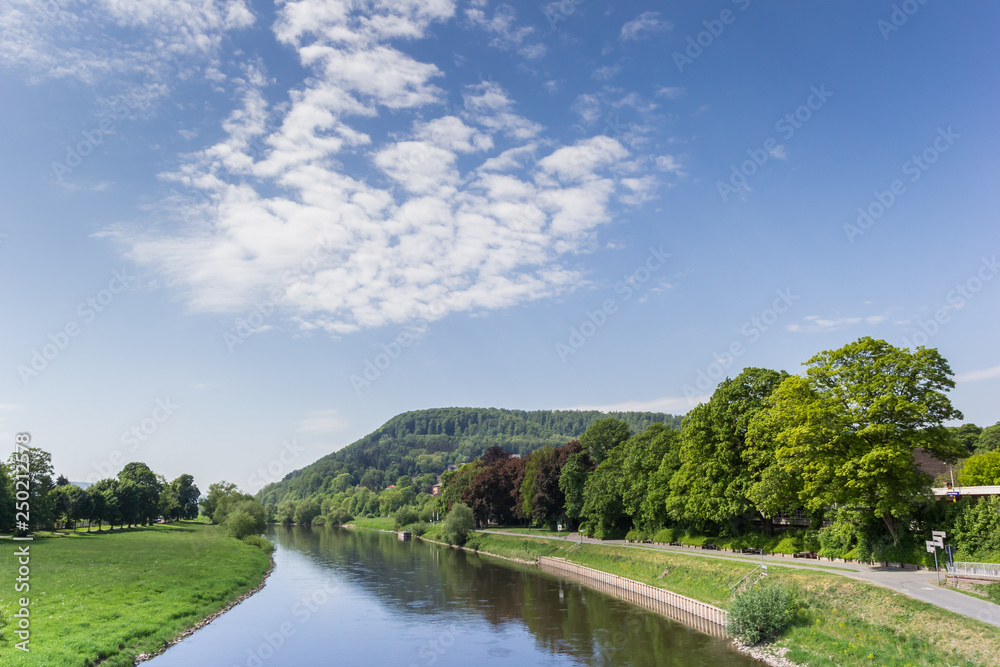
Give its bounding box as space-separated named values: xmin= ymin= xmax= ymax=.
xmin=947 ymin=562 xmax=1000 ymax=579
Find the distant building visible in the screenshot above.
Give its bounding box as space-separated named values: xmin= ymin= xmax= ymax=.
xmin=431 ymin=483 xmax=442 ymax=496
xmin=510 ymin=453 xmax=522 ymax=459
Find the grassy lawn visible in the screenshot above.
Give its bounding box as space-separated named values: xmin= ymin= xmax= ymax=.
xmin=485 ymin=526 xmax=574 ymax=538
xmin=0 ymin=521 xmax=271 ymax=667
xmin=462 ymin=532 xmax=1000 ymax=667
xmin=344 ymin=516 xmax=396 ymax=531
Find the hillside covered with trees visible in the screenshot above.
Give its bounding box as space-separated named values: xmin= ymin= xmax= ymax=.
xmin=258 ymin=337 xmax=1000 ymax=566
xmin=256 ymin=408 xmax=681 ymax=507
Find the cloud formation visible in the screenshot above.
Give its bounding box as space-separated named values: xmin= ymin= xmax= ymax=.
xmin=106 ymin=0 xmax=652 ymax=335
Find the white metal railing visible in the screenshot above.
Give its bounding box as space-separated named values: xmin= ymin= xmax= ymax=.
xmin=947 ymin=562 xmax=1000 ymax=579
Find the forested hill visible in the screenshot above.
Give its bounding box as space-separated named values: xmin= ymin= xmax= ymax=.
xmin=257 ymin=407 xmax=681 ymax=504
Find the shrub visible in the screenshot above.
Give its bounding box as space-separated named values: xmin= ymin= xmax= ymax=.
xmin=410 ymin=521 xmax=428 ymax=537
xmin=241 ymin=534 xmax=275 ymax=554
xmin=224 ymin=500 xmax=267 ymax=539
xmin=311 ymin=514 xmax=327 ymax=526
xmin=443 ymin=503 xmax=475 ymax=545
xmin=329 ymin=509 xmax=353 ymax=526
xmin=394 ymin=505 xmax=419 ymax=529
xmin=727 ymin=582 xmax=793 ymax=645
xmin=652 ymin=527 xmax=682 ymax=543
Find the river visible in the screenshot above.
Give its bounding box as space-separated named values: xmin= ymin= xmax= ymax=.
xmin=146 ymin=526 xmax=759 ymax=666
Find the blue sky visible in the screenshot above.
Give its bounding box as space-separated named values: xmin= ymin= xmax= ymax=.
xmin=1 ymin=0 xmax=998 ymax=491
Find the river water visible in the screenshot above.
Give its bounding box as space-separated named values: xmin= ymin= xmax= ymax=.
xmin=146 ymin=526 xmax=758 ymax=666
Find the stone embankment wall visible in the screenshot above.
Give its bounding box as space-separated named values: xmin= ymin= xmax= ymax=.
xmin=538 ymin=557 xmax=729 ymax=637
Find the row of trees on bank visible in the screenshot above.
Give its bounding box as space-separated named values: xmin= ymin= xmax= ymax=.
xmin=438 ymin=337 xmax=1000 ymax=561
xmin=0 ymin=448 xmax=200 ymax=533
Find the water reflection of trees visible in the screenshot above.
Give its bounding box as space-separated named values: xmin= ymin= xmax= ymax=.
xmin=271 ymin=526 xmax=752 ymax=667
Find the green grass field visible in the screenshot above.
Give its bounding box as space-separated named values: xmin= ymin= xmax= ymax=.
xmin=458 ymin=532 xmax=1000 ymax=667
xmin=344 ymin=516 xmax=396 ymax=531
xmin=0 ymin=521 xmax=271 ymax=666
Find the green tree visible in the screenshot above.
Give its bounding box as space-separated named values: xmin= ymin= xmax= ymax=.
xmin=293 ymin=498 xmax=322 ymax=524
xmin=86 ymin=484 xmax=108 ymax=531
xmin=331 ymin=472 xmax=354 ymax=493
xmin=760 ymin=337 xmax=964 ymax=543
xmin=580 ymin=445 xmax=629 ymax=539
xmin=215 ymin=491 xmax=257 ymax=524
xmin=116 ymin=479 xmax=141 ymax=527
xmin=580 ymin=418 xmax=631 ymax=465
xmin=669 ymin=368 xmax=789 ymax=533
xmin=620 ymin=424 xmax=681 ymax=532
xmin=93 ymin=478 xmax=121 ymax=529
xmin=959 ymin=452 xmax=1000 ymax=486
xmin=949 ymin=423 xmax=983 ymax=454
xmin=201 ymin=481 xmax=239 ymax=522
xmin=118 ymin=462 xmax=163 ymax=525
xmin=976 ymin=422 xmax=1000 ymax=454
xmin=0 ymin=463 xmax=15 ymax=533
xmin=7 ymin=446 xmax=56 ymax=531
xmin=559 ymin=452 xmax=591 ymax=529
xmin=442 ymin=502 xmax=475 ymax=545
xmin=224 ymin=499 xmax=267 ymax=538
xmin=170 ymin=474 xmax=201 ymax=519
xmin=275 ymin=499 xmax=296 ymax=524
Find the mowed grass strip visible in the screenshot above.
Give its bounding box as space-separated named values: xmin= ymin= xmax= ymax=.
xmin=466 ymin=534 xmax=1000 ymax=667
xmin=344 ymin=516 xmax=396 ymax=531
xmin=0 ymin=521 xmax=271 ymax=667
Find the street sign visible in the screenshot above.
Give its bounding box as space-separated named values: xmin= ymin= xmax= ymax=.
xmin=926 ymin=541 xmax=936 ymax=554
xmin=946 ymin=491 xmax=960 ymax=497
xmin=932 ymin=531 xmax=947 ymax=539
xmin=933 ymin=536 xmax=944 ymax=548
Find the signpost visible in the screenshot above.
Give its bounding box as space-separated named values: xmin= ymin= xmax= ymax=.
xmin=927 ymin=531 xmax=947 ymax=585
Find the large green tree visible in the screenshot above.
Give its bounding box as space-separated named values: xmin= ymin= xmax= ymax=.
xmin=668 ymin=368 xmax=789 ymax=533
xmin=580 ymin=444 xmax=629 ymax=539
xmin=959 ymin=452 xmax=1000 ymax=486
xmin=201 ymin=481 xmax=239 ymax=522
xmin=558 ymin=451 xmax=592 ymax=530
xmin=0 ymin=462 xmax=14 ymax=533
xmin=759 ymin=337 xmax=964 ymax=542
xmin=118 ymin=462 xmax=163 ymax=525
xmin=976 ymin=422 xmax=1000 ymax=454
xmin=7 ymin=446 xmax=56 ymax=531
xmin=619 ymin=424 xmax=681 ymax=532
xmin=949 ymin=423 xmax=983 ymax=454
xmin=580 ymin=418 xmax=631 ymax=465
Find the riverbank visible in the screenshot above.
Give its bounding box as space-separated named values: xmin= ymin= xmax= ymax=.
xmin=458 ymin=531 xmax=1000 ymax=667
xmin=0 ymin=521 xmax=272 ymax=667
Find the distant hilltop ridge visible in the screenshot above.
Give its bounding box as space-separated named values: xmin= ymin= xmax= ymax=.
xmin=257 ymin=407 xmax=682 ymax=503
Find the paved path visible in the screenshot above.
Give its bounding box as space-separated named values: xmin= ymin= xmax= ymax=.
xmin=479 ymin=530 xmax=1000 ymax=628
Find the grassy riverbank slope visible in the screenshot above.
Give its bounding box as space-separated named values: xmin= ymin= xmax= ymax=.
xmin=0 ymin=521 xmax=271 ymax=667
xmin=450 ymin=532 xmax=1000 ymax=667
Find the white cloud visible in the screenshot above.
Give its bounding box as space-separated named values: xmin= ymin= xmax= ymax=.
xmin=769 ymin=144 xmax=788 ymax=160
xmin=537 ymin=135 xmax=629 ymax=182
xmin=568 ymin=396 xmax=703 ymax=414
xmin=108 ymin=0 xmax=650 ymax=335
xmin=572 ymin=93 xmax=602 ymax=124
xmin=786 ymin=315 xmax=862 ymax=333
xmin=655 ymin=86 xmax=685 ymax=100
xmin=621 ymin=11 xmax=670 ymax=41
xmin=592 ymin=64 xmax=621 ymax=81
xmin=0 ymin=0 xmax=253 ymax=84
xmin=655 ymin=154 xmax=685 ymax=175
xmin=955 ymin=364 xmax=1000 ymax=383
xmin=466 ymin=3 xmax=546 ymax=59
